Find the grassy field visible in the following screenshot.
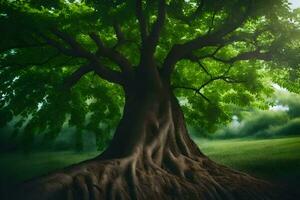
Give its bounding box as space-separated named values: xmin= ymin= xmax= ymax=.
xmin=196 ymin=136 xmax=300 ymax=185
xmin=1 ymin=136 xmax=300 ymax=193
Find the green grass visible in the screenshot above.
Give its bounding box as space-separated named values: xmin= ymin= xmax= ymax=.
xmin=0 ymin=151 xmax=99 ymax=189
xmin=1 ymin=136 xmax=300 ymax=191
xmin=196 ymin=136 xmax=300 ymax=184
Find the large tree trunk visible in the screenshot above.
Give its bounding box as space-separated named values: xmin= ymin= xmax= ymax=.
xmin=9 ymin=69 xmax=290 ymax=200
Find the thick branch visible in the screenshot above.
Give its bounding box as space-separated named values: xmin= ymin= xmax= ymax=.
xmin=136 ymin=0 xmax=148 ymax=44
xmin=50 ymin=29 xmax=93 ymax=58
xmin=92 ymin=61 xmax=124 ymax=85
xmin=112 ymin=23 xmax=139 ymax=49
xmin=162 ymin=34 xmax=225 ymax=80
xmin=89 ymin=32 xmax=132 ymax=73
xmin=64 ymin=61 xmax=124 ymax=88
xmin=145 ymin=0 xmax=166 ymax=56
xmin=40 ymin=30 xmax=124 ymax=85
xmin=162 ymin=2 xmax=253 ymax=80
xmin=185 ymin=27 xmax=270 ymax=63
xmin=63 ymin=64 xmax=93 ymax=89
xmin=112 ymin=22 xmax=138 ymax=49
xmin=40 ymin=33 xmax=75 ymax=56
xmin=137 ymin=0 xmax=166 ymax=66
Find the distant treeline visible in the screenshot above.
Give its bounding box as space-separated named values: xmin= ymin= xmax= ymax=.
xmin=1 ymin=90 xmax=300 ymax=152
xmin=213 ymin=91 xmax=300 ymax=139
xmin=0 ymin=126 xmax=100 ymax=152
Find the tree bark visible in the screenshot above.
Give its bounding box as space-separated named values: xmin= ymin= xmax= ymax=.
xmin=9 ymin=69 xmax=291 ymax=200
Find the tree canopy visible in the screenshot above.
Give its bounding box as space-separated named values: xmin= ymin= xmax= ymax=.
xmin=1 ymin=0 xmax=299 ymax=150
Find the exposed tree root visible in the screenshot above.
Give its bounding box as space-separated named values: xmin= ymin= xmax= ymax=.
xmin=9 ymin=151 xmax=292 ymax=200
xmin=7 ymin=86 xmax=296 ymax=200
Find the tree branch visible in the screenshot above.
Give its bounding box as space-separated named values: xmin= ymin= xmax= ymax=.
xmin=63 ymin=64 xmax=94 ymax=89
xmin=145 ymin=0 xmax=166 ymax=56
xmin=111 ymin=23 xmax=139 ymax=50
xmin=89 ymin=32 xmax=132 ymax=73
xmin=112 ymin=22 xmax=137 ymax=49
xmin=172 ymin=63 xmax=244 ymax=103
xmin=172 ymin=74 xmax=244 ymax=103
xmin=184 ymin=54 xmax=212 ymax=77
xmin=162 ymin=1 xmax=253 ymax=80
xmin=198 ymin=75 xmax=244 ymax=90
xmin=172 ymin=85 xmax=211 ymax=103
xmin=167 ymin=0 xmax=204 ymax=24
xmin=39 ymin=30 xmax=125 ymax=85
xmin=39 ymin=33 xmax=75 ymax=56
xmin=50 ymin=29 xmax=92 ymax=58
xmin=92 ymin=61 xmax=124 ymax=85
xmin=64 ymin=61 xmax=124 ymax=88
xmin=136 ymin=0 xmax=148 ymax=44
xmin=207 ymin=9 xmax=217 ymax=34
xmin=189 ymin=0 xmax=205 ymax=21
xmin=113 ymin=22 xmax=126 ymax=46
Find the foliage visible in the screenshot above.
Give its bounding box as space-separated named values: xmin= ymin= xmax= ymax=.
xmin=0 ymin=0 xmax=299 ymax=150
xmin=213 ymin=90 xmax=300 ymax=139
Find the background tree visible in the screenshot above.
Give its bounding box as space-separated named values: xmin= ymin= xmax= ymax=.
xmin=1 ymin=0 xmax=299 ymax=199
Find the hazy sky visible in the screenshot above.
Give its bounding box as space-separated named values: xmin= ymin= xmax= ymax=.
xmin=289 ymin=0 xmax=300 ymax=9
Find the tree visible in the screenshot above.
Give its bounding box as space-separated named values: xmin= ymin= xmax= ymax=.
xmin=1 ymin=0 xmax=299 ymax=199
